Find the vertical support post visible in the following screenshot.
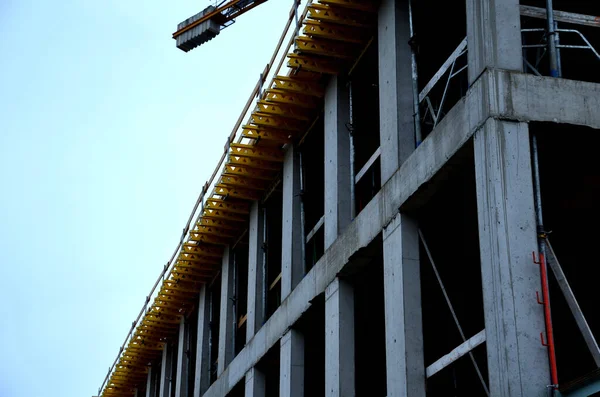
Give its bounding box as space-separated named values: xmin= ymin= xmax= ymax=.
xmin=382 ymin=213 xmax=425 ymax=397
xmin=280 ymin=329 xmax=304 ymax=397
xmin=474 ymin=119 xmax=550 ymax=396
xmin=218 ymin=246 xmax=235 ymax=375
xmin=193 ymin=286 xmax=210 ymax=397
xmin=245 ymin=367 xmax=266 ymax=397
xmin=325 ymin=278 xmax=355 ymax=397
xmin=281 ymin=145 xmax=304 ymax=300
xmin=175 ymin=316 xmax=188 ymax=397
xmin=324 ymin=76 xmax=352 ymax=249
xmin=146 ymin=366 xmax=155 ymax=397
xmin=466 ymin=0 xmax=523 ymax=85
xmin=247 ymin=201 xmax=265 ymax=342
xmin=159 ymin=343 xmax=172 ymax=397
xmin=378 ymin=0 xmax=416 ymax=184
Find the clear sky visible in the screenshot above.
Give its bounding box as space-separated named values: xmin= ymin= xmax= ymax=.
xmin=0 ymin=1 xmax=294 ymax=396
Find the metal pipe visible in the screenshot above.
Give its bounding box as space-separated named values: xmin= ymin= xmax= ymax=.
xmin=408 ymin=0 xmax=422 ymax=146
xmin=546 ymin=0 xmax=560 ymax=77
xmin=298 ymin=150 xmax=307 ymax=272
xmin=531 ymin=134 xmax=559 ymax=392
xmin=348 ymin=80 xmax=356 ymax=219
xmin=261 ymin=207 xmax=268 ymax=324
xmin=555 ymin=22 xmax=563 ymax=76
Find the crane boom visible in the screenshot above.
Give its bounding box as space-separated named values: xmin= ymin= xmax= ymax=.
xmin=173 ymin=0 xmax=269 ymax=52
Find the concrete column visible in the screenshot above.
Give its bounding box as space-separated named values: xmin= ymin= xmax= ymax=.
xmin=247 ymin=201 xmax=265 ymax=342
xmin=281 ymin=145 xmax=304 ymax=300
xmin=324 ymin=76 xmax=352 ymax=249
xmin=325 ymin=278 xmax=355 ymax=397
xmin=466 ymin=0 xmax=523 ymax=85
xmin=378 ymin=0 xmax=415 ymax=184
xmin=159 ymin=343 xmax=173 ymax=397
xmin=382 ymin=213 xmax=425 ymax=397
xmin=474 ymin=119 xmax=549 ymax=397
xmin=145 ymin=366 xmax=155 ymax=397
xmin=193 ymin=286 xmax=210 ymax=397
xmin=244 ymin=367 xmax=266 ymax=397
xmin=218 ymin=246 xmax=235 ymax=375
xmin=280 ymin=329 xmax=304 ymax=397
xmin=174 ymin=317 xmax=188 ymax=397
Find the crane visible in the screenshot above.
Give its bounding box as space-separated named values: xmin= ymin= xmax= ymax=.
xmin=173 ymin=0 xmax=269 ymax=52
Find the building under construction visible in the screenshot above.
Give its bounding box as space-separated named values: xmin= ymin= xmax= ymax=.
xmin=96 ymin=0 xmax=600 ymax=396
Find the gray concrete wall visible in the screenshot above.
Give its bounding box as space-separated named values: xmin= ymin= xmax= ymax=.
xmin=246 ymin=201 xmax=265 ymax=342
xmin=193 ymin=285 xmax=210 ymax=397
xmin=217 ymin=247 xmax=234 ymax=375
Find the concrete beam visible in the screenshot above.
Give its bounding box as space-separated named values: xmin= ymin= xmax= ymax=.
xmin=474 ymin=118 xmax=549 ymax=396
xmin=281 ymin=145 xmax=304 ymax=299
xmin=193 ymin=286 xmax=210 ymax=397
xmin=378 ymin=0 xmax=415 ymax=183
xmin=247 ymin=201 xmax=265 ymax=342
xmin=325 ymin=278 xmax=355 ymax=397
xmin=175 ymin=317 xmax=188 ymax=397
xmin=244 ymin=367 xmax=265 ymax=397
xmin=466 ymin=0 xmax=523 ymax=84
xmin=218 ymin=247 xmax=235 ymax=375
xmin=382 ymin=213 xmax=425 ymax=397
xmin=280 ymin=330 xmax=304 ymax=397
xmin=324 ymin=76 xmax=352 ymax=248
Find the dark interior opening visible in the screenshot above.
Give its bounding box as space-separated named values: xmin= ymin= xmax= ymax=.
xmin=233 ymin=234 xmax=249 ymax=356
xmin=415 ymin=149 xmax=488 ymax=396
xmin=520 ymin=0 xmax=600 ymax=83
xmin=296 ymin=294 xmax=325 ymax=397
xmin=257 ymin=343 xmax=281 ymax=397
xmin=264 ymin=189 xmax=283 ymax=319
xmin=300 ymin=117 xmax=325 ymax=271
xmin=208 ymin=273 xmax=222 ymax=385
xmin=186 ymin=302 xmax=199 ymax=396
xmin=413 ymin=0 xmax=468 ymax=138
xmin=349 ymin=239 xmax=387 ymax=397
xmin=226 ymin=378 xmax=245 ymax=397
xmin=533 ymin=122 xmax=600 ymax=386
xmin=349 ymin=38 xmax=381 ymax=215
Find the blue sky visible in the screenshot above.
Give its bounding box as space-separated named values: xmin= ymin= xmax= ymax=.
xmin=0 ymin=1 xmax=293 ymax=395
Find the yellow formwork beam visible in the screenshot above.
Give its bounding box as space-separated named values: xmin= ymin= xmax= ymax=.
xmin=271 ymin=75 xmax=325 ymax=97
xmin=255 ymin=101 xmax=313 ymax=120
xmin=295 ymin=36 xmax=359 ymax=59
xmin=262 ymin=89 xmax=320 ymax=109
xmin=191 ymin=224 xmax=238 ymax=238
xmin=214 ymin=185 xmax=263 ymax=201
xmin=242 ymin=125 xmax=293 ymax=144
xmin=307 ymin=4 xmax=375 ymax=28
xmin=230 ymin=143 xmax=284 ymax=162
xmin=303 ymin=20 xmax=370 ymax=43
xmin=205 ymin=198 xmax=250 ymax=214
xmin=228 ymin=154 xmax=281 ymax=171
xmin=197 ymin=217 xmax=246 ymax=230
xmin=188 ymin=231 xmax=231 ymax=245
xmin=249 ymin=112 xmax=307 ymax=132
xmin=218 ymin=175 xmax=270 ymax=191
xmin=319 ymin=0 xmax=378 ymax=12
xmin=181 ymin=243 xmax=224 ymax=257
xmin=224 ymin=163 xmax=278 ymax=180
xmin=287 ymin=53 xmax=343 ymax=74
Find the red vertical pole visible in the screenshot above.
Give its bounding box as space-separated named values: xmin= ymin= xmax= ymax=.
xmin=539 ymin=253 xmax=559 ymax=387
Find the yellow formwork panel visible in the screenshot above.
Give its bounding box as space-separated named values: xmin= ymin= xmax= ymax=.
xmin=295 ymin=36 xmax=359 ymax=59
xmin=249 ymin=112 xmax=307 ymax=132
xmin=303 ymin=20 xmax=370 ymax=43
xmin=271 ymin=75 xmax=325 ymax=97
xmin=255 ymin=101 xmax=314 ymax=120
xmin=318 ymin=0 xmax=378 ymax=12
xmin=287 ymin=53 xmax=343 ymax=74
xmin=307 ymin=4 xmax=375 ymax=28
